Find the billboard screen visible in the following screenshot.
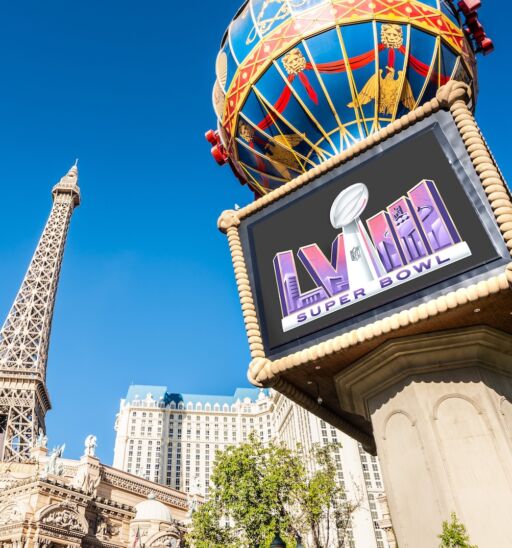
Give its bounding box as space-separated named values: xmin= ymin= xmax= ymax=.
xmin=239 ymin=113 xmax=509 ymax=358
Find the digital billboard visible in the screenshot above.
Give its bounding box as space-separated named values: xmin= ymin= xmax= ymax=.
xmin=238 ymin=112 xmax=509 ymax=358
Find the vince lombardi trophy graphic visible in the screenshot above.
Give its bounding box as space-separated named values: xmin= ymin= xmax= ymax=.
xmin=330 ymin=183 xmax=385 ymax=286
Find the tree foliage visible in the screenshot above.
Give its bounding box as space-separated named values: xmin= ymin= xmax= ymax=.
xmin=438 ymin=512 xmax=477 ymax=548
xmin=297 ymin=443 xmax=360 ymax=547
xmin=187 ymin=499 xmax=237 ymax=548
xmin=187 ymin=434 xmax=359 ymax=547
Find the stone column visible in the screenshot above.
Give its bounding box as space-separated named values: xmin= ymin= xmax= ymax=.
xmin=336 ymin=326 xmax=512 ymax=548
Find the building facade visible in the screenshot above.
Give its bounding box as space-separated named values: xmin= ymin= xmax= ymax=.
xmin=113 ymin=387 xmax=273 ymax=498
xmin=114 ymin=386 xmax=393 ymax=547
xmin=0 ymin=441 xmax=192 ymax=547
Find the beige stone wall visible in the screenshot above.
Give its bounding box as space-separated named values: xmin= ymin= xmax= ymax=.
xmin=336 ymin=327 xmax=512 ymax=547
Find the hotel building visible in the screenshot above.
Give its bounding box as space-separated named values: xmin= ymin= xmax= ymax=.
xmin=113 ymin=386 xmax=392 ymax=547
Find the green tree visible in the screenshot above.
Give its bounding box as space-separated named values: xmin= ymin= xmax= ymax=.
xmin=438 ymin=512 xmax=477 ymax=548
xmin=187 ymin=434 xmax=359 ymax=547
xmin=296 ymin=443 xmax=360 ymax=547
xmin=187 ymin=499 xmax=237 ymax=548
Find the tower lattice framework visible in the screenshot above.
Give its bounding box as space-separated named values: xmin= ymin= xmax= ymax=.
xmin=0 ymin=165 xmax=80 ymax=462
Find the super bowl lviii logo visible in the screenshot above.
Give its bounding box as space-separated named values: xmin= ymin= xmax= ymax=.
xmin=273 ymin=180 xmax=471 ymax=332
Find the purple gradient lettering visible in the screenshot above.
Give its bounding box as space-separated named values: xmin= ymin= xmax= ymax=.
xmin=297 ymin=234 xmax=349 ymax=297
xmin=408 ymin=180 xmax=461 ymax=250
xmin=367 ymin=212 xmax=406 ymax=272
xmin=273 ymin=251 xmax=328 ymax=317
xmin=388 ymin=197 xmax=429 ymax=262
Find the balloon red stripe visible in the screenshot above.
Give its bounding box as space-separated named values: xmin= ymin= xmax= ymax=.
xmin=388 ymin=47 xmax=395 ymax=68
xmin=257 ymin=74 xmax=295 ymax=130
xmin=304 ymin=45 xmax=384 ymax=73
xmin=399 ymin=46 xmax=450 ymax=84
xmin=298 ymin=72 xmax=319 ymax=104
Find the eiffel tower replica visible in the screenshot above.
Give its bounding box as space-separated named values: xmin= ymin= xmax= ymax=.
xmin=0 ymin=165 xmax=80 ymax=462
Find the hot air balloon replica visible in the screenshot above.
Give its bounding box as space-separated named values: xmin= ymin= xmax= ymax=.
xmin=208 ymin=0 xmax=492 ymax=196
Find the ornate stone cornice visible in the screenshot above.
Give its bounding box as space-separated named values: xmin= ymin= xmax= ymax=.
xmin=101 ymin=468 xmax=189 ymax=510
xmin=94 ymin=496 xmax=135 ymax=515
xmin=335 ymin=326 xmax=512 ymax=419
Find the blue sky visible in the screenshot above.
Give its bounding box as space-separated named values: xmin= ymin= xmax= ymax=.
xmin=0 ymin=1 xmax=509 ymax=464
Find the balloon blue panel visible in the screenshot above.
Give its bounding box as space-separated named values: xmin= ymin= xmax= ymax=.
xmin=250 ymin=63 xmax=329 ymax=149
xmin=229 ymin=2 xmax=261 ymax=64
xmin=397 ymin=26 xmax=438 ymax=118
xmin=275 ymin=42 xmax=341 ymax=146
xmin=440 ymin=44 xmax=458 ymax=83
xmin=440 ymin=1 xmax=461 ymax=27
xmin=249 ymin=0 xmax=293 ymax=43
xmin=341 ymin=23 xmax=384 ymax=131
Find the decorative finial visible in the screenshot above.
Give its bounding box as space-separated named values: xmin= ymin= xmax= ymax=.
xmin=148 ymin=492 xmax=156 ymax=500
xmin=67 ymin=163 xmax=78 ymax=176
xmin=52 ymin=163 xmax=81 ymax=206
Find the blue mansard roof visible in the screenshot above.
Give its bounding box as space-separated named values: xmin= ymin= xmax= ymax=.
xmin=125 ymin=385 xmax=266 ymax=406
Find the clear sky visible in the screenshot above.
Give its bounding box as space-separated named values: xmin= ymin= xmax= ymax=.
xmin=0 ymin=1 xmax=509 ymax=464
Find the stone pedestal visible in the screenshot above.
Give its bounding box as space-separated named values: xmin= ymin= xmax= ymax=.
xmin=336 ymin=326 xmax=512 ymax=548
xmin=30 ymin=445 xmax=48 ymax=462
